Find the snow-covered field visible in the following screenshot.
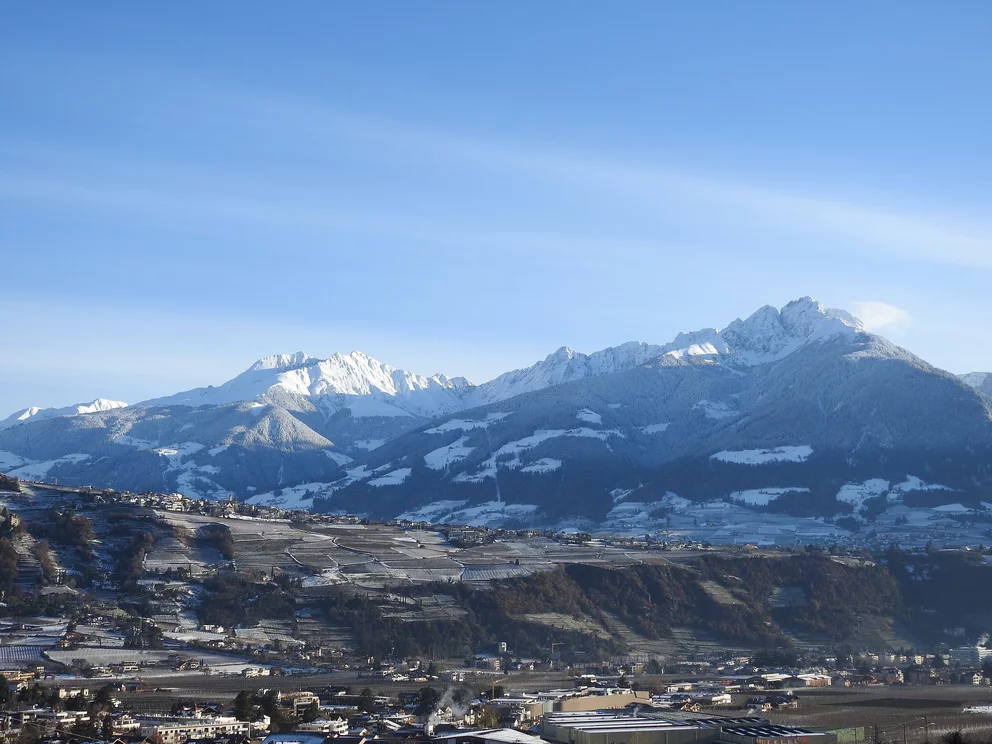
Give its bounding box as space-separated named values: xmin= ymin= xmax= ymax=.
xmin=368 ymin=468 xmax=412 ymax=487
xmin=0 ymin=450 xmax=30 ymax=469
xmin=424 ymin=412 xmax=509 ymax=434
xmin=324 ymin=450 xmax=353 ymax=466
xmin=398 ymin=500 xmax=539 ymax=527
xmin=836 ymin=479 xmax=890 ymax=510
xmin=453 ymin=426 xmax=621 ymax=483
xmin=711 ymin=445 xmax=813 ymax=465
xmin=489 ymin=427 xmax=621 ymax=468
xmin=9 ymin=453 xmax=90 ymax=479
xmin=729 ymin=487 xmax=810 ymax=506
xmin=245 ymin=482 xmax=332 ymax=509
xmin=693 ymin=400 xmax=737 ymax=419
xmin=576 ymin=408 xmax=602 ymax=425
xmin=45 ymin=647 xmax=254 ymax=672
xmin=639 ymin=423 xmax=670 ymax=434
xmin=440 ymin=501 xmax=539 ymax=526
xmin=353 ymin=439 xmax=386 ymax=451
xmin=423 ymin=436 xmax=474 ymax=470
xmin=152 ymin=442 xmax=205 ymax=460
xmin=610 ymin=488 xmax=634 ymax=504
xmin=890 ymin=475 xmax=952 ymax=494
xmin=520 ymin=458 xmax=561 ymax=473
xmin=112 ymin=434 xmax=158 ymax=448
xmin=396 ymin=500 xmax=468 ymax=522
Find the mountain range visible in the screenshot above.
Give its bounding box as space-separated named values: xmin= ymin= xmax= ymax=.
xmin=3 ymin=297 xmax=992 ymax=538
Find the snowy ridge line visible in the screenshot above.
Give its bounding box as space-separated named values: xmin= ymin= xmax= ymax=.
xmin=5 ymin=297 xmax=870 ymax=424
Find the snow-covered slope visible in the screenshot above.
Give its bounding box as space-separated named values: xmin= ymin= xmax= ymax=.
xmin=467 ymin=342 xmax=669 ymax=406
xmin=961 ymin=371 xmax=992 ymax=399
xmin=0 ymin=398 xmax=127 ymax=430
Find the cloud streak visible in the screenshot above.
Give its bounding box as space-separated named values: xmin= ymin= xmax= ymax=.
xmin=846 ymin=301 xmax=912 ymax=333
xmin=5 ymin=85 xmax=992 ymax=272
xmin=206 ymin=85 xmax=992 ymax=270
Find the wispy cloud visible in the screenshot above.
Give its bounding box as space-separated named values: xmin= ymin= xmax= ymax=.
xmin=0 ymin=168 xmax=681 ymax=266
xmin=846 ymin=301 xmax=912 ymax=334
xmin=5 ymin=77 xmax=992 ymax=272
xmin=206 ymin=86 xmax=992 ymax=270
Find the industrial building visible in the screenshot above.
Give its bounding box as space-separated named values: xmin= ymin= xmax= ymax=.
xmin=541 ymin=712 xmax=837 ymax=744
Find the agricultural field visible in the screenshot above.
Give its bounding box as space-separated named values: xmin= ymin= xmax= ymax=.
xmin=766 ymin=685 xmax=992 ymax=743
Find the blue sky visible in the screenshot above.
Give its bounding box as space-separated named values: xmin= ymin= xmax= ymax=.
xmin=2 ymin=2 xmax=992 ymax=414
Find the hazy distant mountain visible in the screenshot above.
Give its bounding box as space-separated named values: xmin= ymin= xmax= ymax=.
xmin=0 ymin=398 xmax=128 ymax=430
xmin=3 ymin=297 xmax=991 ymax=536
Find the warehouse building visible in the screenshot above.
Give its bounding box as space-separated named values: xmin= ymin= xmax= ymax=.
xmin=541 ymin=712 xmax=837 ymax=744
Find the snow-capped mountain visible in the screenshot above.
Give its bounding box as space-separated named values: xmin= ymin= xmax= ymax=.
xmin=3 ymin=297 xmax=992 ymax=537
xmin=310 ymin=324 xmax=992 ymax=523
xmin=0 ymin=398 xmax=127 ymax=430
xmin=140 ymin=350 xmax=473 ymax=419
xmin=468 ymin=297 xmax=863 ymax=405
xmin=130 ymin=298 xmax=864 ymax=415
xmin=961 ymin=371 xmax=992 ymax=399
xmin=467 ymin=342 xmax=672 ymax=406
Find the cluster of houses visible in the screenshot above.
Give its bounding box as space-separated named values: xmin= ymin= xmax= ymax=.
xmin=4 ymin=653 xmax=992 ymax=744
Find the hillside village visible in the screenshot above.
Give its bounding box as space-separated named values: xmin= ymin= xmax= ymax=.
xmin=2 ymin=477 xmax=992 ymax=744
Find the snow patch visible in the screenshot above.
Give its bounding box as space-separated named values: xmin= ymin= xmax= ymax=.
xmin=245 ymin=482 xmax=332 ymax=510
xmin=0 ymin=450 xmax=31 ymax=470
xmin=640 ymin=423 xmax=670 ymax=434
xmin=491 ymin=427 xmax=623 ymax=468
xmin=368 ymin=468 xmax=412 ymax=487
xmin=9 ymin=453 xmax=90 ymax=480
xmin=607 ymin=500 xmax=666 ymax=521
xmin=693 ymin=400 xmax=737 ymax=420
xmin=836 ymin=479 xmax=890 ymax=510
xmin=207 ymin=445 xmax=229 ymax=456
xmin=424 ymin=437 xmax=474 ymax=470
xmin=112 ymin=434 xmax=159 ymax=448
xmin=711 ymin=445 xmax=813 ymax=465
xmin=729 ymin=487 xmax=810 ymax=506
xmin=353 ymin=439 xmax=385 ymax=451
xmin=454 ymin=427 xmax=622 ymax=482
xmin=576 ymin=408 xmax=602 ymax=425
xmin=396 ymin=500 xmax=469 ymax=522
xmin=931 ymin=503 xmax=972 ymax=514
xmin=424 ymin=412 xmax=509 ymax=434
xmin=324 ymin=450 xmax=353 ymax=466
xmin=659 ymin=492 xmax=693 ymax=510
xmin=891 ymin=475 xmax=953 ymax=494
xmin=610 ymin=488 xmax=634 ymax=504
xmin=152 ymin=442 xmax=205 ymax=460
xmin=520 ymin=458 xmax=562 ymax=473
xmin=434 ymin=501 xmax=539 ymax=527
